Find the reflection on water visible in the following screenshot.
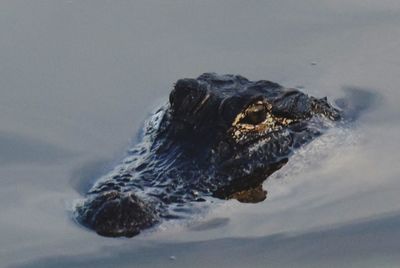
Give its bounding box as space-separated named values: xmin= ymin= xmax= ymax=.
xmin=0 ymin=131 xmax=74 ymax=165
xmin=188 ymin=217 xmax=230 ymax=232
xmin=1 ymin=0 xmax=400 ymax=267
xmin=335 ymin=87 xmax=382 ymax=121
xmin=12 ymin=212 xmax=400 ymax=268
xmin=69 ymin=158 xmax=114 ymax=195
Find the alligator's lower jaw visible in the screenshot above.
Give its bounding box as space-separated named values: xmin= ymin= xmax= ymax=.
xmin=229 ymin=185 xmax=267 ymax=203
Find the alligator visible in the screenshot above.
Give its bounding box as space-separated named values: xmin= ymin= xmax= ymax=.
xmin=75 ymin=73 xmax=342 ymax=237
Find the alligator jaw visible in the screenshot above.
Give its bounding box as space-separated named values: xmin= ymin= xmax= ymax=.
xmin=229 ymin=184 xmax=267 ymax=203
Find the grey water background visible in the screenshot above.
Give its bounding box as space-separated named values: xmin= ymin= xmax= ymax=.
xmin=1 ymin=0 xmax=400 ymax=267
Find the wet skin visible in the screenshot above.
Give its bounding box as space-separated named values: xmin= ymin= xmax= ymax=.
xmin=75 ymin=73 xmax=341 ymax=237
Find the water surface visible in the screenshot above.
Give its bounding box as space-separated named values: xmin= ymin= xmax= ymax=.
xmin=1 ymin=1 xmax=400 ymax=267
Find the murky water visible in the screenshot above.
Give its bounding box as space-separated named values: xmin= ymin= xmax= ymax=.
xmin=1 ymin=1 xmax=400 ymax=267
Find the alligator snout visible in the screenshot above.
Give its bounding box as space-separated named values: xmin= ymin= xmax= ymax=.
xmin=76 ymin=191 xmax=158 ymax=237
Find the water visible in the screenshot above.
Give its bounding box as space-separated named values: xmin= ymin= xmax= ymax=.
xmin=1 ymin=1 xmax=400 ymax=267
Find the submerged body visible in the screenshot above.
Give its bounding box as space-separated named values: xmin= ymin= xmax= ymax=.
xmin=75 ymin=73 xmax=341 ymax=237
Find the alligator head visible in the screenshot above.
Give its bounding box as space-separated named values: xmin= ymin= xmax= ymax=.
xmin=75 ymin=73 xmax=341 ymax=237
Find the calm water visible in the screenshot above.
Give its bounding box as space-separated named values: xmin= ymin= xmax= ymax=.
xmin=1 ymin=1 xmax=400 ymax=267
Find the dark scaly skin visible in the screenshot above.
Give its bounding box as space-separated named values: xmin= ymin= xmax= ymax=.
xmin=75 ymin=73 xmax=341 ymax=237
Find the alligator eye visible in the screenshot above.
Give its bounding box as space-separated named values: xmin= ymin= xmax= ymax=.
xmin=240 ymin=104 xmax=267 ymax=125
